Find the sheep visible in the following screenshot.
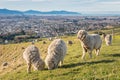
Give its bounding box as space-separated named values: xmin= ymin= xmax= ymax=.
xmin=104 ymin=34 xmax=112 ymax=46
xmin=102 ymin=33 xmax=106 ymax=39
xmin=45 ymin=39 xmax=67 ymax=70
xmin=23 ymin=45 xmax=45 ymax=73
xmin=48 ymin=37 xmax=53 ymax=41
xmin=54 ymin=37 xmax=58 ymax=39
xmin=77 ymin=30 xmax=102 ymax=60
xmin=32 ymin=40 xmax=35 ymax=44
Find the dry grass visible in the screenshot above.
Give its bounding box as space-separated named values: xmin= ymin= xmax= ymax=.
xmin=0 ymin=28 xmax=120 ymax=80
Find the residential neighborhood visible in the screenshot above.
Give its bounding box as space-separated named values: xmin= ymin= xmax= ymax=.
xmin=0 ymin=15 xmax=120 ymax=43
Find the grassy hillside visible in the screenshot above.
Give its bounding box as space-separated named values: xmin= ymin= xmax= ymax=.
xmin=0 ymin=28 xmax=120 ymax=80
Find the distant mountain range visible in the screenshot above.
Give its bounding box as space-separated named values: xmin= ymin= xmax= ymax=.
xmin=0 ymin=9 xmax=80 ymax=15
xmin=1 ymin=9 xmax=120 ymax=16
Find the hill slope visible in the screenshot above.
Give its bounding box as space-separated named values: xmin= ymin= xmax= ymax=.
xmin=0 ymin=28 xmax=120 ymax=80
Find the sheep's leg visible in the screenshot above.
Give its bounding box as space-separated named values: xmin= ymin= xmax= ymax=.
xmin=27 ymin=62 xmax=31 ymax=73
xmin=60 ymin=60 xmax=63 ymax=67
xmin=81 ymin=47 xmax=87 ymax=60
xmin=82 ymin=52 xmax=86 ymax=60
xmin=88 ymin=50 xmax=92 ymax=59
xmin=33 ymin=65 xmax=38 ymax=71
xmin=96 ymin=49 xmax=100 ymax=56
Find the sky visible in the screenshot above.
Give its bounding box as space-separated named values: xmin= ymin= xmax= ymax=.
xmin=0 ymin=0 xmax=120 ymax=13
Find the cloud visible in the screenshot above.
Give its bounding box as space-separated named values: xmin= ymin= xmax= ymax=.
xmin=7 ymin=0 xmax=22 ymax=1
xmin=31 ymin=0 xmax=52 ymax=2
xmin=100 ymin=1 xmax=120 ymax=5
xmin=6 ymin=0 xmax=51 ymax=2
xmin=71 ymin=0 xmax=98 ymax=4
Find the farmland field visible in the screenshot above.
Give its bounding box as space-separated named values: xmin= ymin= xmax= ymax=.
xmin=0 ymin=28 xmax=120 ymax=80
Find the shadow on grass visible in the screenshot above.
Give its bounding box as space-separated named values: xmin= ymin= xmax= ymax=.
xmin=61 ymin=59 xmax=115 ymax=68
xmin=108 ymin=53 xmax=120 ymax=57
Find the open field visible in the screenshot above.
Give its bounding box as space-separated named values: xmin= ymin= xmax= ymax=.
xmin=0 ymin=28 xmax=120 ymax=80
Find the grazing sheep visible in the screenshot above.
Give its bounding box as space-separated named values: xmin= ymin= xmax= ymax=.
xmin=105 ymin=34 xmax=112 ymax=46
xmin=23 ymin=45 xmax=45 ymax=73
xmin=54 ymin=37 xmax=58 ymax=39
xmin=102 ymin=33 xmax=106 ymax=39
xmin=32 ymin=40 xmax=35 ymax=44
xmin=45 ymin=39 xmax=67 ymax=70
xmin=48 ymin=37 xmax=53 ymax=41
xmin=67 ymin=40 xmax=73 ymax=45
xmin=77 ymin=30 xmax=102 ymax=60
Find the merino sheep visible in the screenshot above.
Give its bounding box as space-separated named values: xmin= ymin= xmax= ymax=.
xmin=45 ymin=39 xmax=67 ymax=70
xmin=77 ymin=30 xmax=102 ymax=60
xmin=23 ymin=45 xmax=45 ymax=73
xmin=105 ymin=34 xmax=112 ymax=46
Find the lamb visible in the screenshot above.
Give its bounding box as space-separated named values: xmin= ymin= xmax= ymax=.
xmin=45 ymin=39 xmax=67 ymax=70
xmin=23 ymin=45 xmax=45 ymax=73
xmin=77 ymin=30 xmax=102 ymax=60
xmin=104 ymin=34 xmax=112 ymax=46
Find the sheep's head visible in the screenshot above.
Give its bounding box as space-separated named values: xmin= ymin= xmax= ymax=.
xmin=105 ymin=34 xmax=112 ymax=46
xmin=77 ymin=30 xmax=88 ymax=41
xmin=38 ymin=61 xmax=45 ymax=70
xmin=47 ymin=60 xmax=55 ymax=70
xmin=45 ymin=56 xmax=56 ymax=70
xmin=34 ymin=60 xmax=45 ymax=70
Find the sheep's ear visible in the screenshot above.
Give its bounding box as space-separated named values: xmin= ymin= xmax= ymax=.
xmin=78 ymin=37 xmax=80 ymax=39
xmin=48 ymin=61 xmax=55 ymax=70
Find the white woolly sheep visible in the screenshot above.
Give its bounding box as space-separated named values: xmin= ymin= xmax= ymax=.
xmin=77 ymin=30 xmax=102 ymax=60
xmin=105 ymin=34 xmax=112 ymax=46
xmin=23 ymin=45 xmax=45 ymax=73
xmin=45 ymin=39 xmax=67 ymax=70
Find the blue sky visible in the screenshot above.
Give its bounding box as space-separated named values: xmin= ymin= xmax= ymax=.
xmin=0 ymin=0 xmax=120 ymax=13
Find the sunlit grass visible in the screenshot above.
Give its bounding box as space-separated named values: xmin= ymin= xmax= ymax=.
xmin=0 ymin=29 xmax=120 ymax=80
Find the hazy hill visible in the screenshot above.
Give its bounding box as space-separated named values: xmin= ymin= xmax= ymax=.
xmin=0 ymin=9 xmax=80 ymax=15
xmin=0 ymin=9 xmax=22 ymax=15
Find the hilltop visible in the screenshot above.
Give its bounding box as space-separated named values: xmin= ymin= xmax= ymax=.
xmin=0 ymin=28 xmax=120 ymax=80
